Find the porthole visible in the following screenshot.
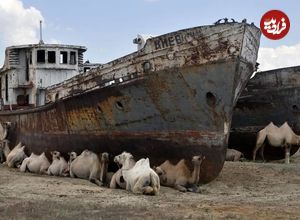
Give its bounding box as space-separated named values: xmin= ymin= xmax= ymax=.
xmin=55 ymin=93 xmax=59 ymax=101
xmin=206 ymin=92 xmax=216 ymax=107
xmin=96 ymin=105 xmax=103 ymax=113
xmin=292 ymin=105 xmax=299 ymax=111
xmin=115 ymin=101 xmax=124 ymax=110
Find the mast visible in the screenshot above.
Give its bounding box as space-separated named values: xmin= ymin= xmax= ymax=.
xmin=39 ymin=20 xmax=44 ymax=44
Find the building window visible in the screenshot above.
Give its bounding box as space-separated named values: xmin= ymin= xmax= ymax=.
xmin=5 ymin=74 xmax=8 ymax=102
xmin=37 ymin=50 xmax=45 ymax=63
xmin=60 ymin=51 xmax=68 ymax=64
xmin=70 ymin=51 xmax=76 ymax=65
xmin=48 ymin=51 xmax=56 ymax=63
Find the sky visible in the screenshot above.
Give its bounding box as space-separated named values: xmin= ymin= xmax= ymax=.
xmin=0 ymin=0 xmax=300 ymax=71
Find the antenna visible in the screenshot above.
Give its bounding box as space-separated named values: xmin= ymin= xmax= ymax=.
xmin=39 ymin=20 xmax=44 ymax=44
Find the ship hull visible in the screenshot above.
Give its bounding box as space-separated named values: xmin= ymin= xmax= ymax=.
xmin=1 ymin=23 xmax=260 ymax=183
xmin=230 ymin=66 xmax=300 ymax=160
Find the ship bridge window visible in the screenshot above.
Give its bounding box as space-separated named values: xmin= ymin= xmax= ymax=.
xmin=70 ymin=51 xmax=76 ymax=65
xmin=17 ymin=95 xmax=29 ymax=106
xmin=60 ymin=51 xmax=68 ymax=64
xmin=37 ymin=50 xmax=45 ymax=63
xmin=48 ymin=51 xmax=56 ymax=63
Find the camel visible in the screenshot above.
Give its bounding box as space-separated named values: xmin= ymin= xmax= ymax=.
xmin=0 ymin=139 xmax=10 ymax=163
xmin=154 ymin=155 xmax=205 ymax=192
xmin=20 ymin=152 xmax=50 ymax=174
xmin=110 ymin=151 xmax=136 ymax=189
xmin=0 ymin=122 xmax=11 ymax=163
xmin=226 ymin=148 xmax=244 ymax=161
xmin=6 ymin=142 xmax=27 ymax=168
xmin=69 ymin=149 xmax=109 ymax=186
xmin=253 ymin=122 xmax=300 ymax=164
xmin=115 ymin=152 xmax=160 ymax=195
xmin=0 ymin=122 xmax=11 ymax=141
xmin=47 ymin=151 xmax=69 ymax=176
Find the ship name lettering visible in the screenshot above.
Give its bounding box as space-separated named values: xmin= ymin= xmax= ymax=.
xmin=154 ymin=34 xmax=184 ymax=50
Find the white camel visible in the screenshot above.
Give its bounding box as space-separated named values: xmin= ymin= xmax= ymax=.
xmin=253 ymin=122 xmax=300 ymax=164
xmin=110 ymin=151 xmax=136 ymax=189
xmin=154 ymin=155 xmax=205 ymax=192
xmin=117 ymin=153 xmax=160 ymax=195
xmin=47 ymin=151 xmax=68 ymax=176
xmin=20 ymin=152 xmax=50 ymax=174
xmin=6 ymin=142 xmax=27 ymax=168
xmin=226 ymin=149 xmax=244 ymax=162
xmin=69 ymin=150 xmax=109 ymax=186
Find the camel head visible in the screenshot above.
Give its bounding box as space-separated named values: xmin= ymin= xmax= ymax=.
xmin=51 ymin=151 xmax=61 ymax=160
xmin=101 ymin=152 xmax=109 ymax=162
xmin=114 ymin=151 xmax=133 ymax=166
xmin=3 ymin=122 xmax=11 ymax=128
xmin=68 ymin=151 xmax=77 ymax=163
xmin=192 ymin=155 xmax=206 ymax=166
xmin=153 ymin=166 xmax=167 ymax=183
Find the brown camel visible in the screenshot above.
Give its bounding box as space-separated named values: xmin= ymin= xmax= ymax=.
xmin=154 ymin=155 xmax=205 ymax=192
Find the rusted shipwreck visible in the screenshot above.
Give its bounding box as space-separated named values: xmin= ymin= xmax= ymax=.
xmin=230 ymin=66 xmax=300 ymax=160
xmin=0 ymin=21 xmax=261 ymax=183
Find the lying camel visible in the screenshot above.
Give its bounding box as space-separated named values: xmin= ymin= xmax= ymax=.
xmin=253 ymin=122 xmax=300 ymax=164
xmin=6 ymin=142 xmax=27 ymax=168
xmin=119 ymin=154 xmax=160 ymax=195
xmin=0 ymin=122 xmax=10 ymax=141
xmin=47 ymin=151 xmax=68 ymax=176
xmin=110 ymin=151 xmax=136 ymax=189
xmin=20 ymin=152 xmax=50 ymax=174
xmin=69 ymin=149 xmax=109 ymax=186
xmin=0 ymin=140 xmax=10 ymax=163
xmin=154 ymin=155 xmax=205 ymax=192
xmin=226 ymin=148 xmax=244 ymax=161
xmin=0 ymin=122 xmax=11 ymax=163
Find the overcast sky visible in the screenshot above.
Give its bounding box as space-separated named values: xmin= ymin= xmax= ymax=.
xmin=0 ymin=0 xmax=299 ymax=71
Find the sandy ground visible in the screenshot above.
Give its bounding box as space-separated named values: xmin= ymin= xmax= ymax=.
xmin=0 ymin=155 xmax=300 ymax=220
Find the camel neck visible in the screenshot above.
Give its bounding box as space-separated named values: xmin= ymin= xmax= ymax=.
xmin=4 ymin=145 xmax=10 ymax=157
xmin=123 ymin=158 xmax=135 ymax=170
xmin=190 ymin=163 xmax=201 ymax=184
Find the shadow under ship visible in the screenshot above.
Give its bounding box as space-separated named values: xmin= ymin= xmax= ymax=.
xmin=230 ymin=66 xmax=300 ymax=160
xmin=0 ymin=21 xmax=260 ymax=183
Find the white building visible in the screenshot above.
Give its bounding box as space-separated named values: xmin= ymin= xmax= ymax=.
xmin=0 ymin=43 xmax=87 ymax=110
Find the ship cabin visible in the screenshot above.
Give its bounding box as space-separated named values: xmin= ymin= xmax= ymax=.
xmin=0 ymin=43 xmax=87 ymax=110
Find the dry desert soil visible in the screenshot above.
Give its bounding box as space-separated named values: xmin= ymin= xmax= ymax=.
xmin=0 ymin=154 xmax=300 ymax=220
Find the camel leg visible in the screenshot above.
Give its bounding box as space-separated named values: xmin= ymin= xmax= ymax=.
xmin=131 ymin=177 xmax=154 ymax=195
xmin=109 ymin=173 xmax=117 ymax=189
xmin=187 ymin=184 xmax=199 ymax=192
xmin=19 ymin=158 xmax=29 ymax=172
xmin=175 ymin=178 xmax=188 ymax=192
xmin=253 ymin=131 xmax=266 ymax=162
xmin=0 ymin=150 xmax=4 ymax=163
xmin=69 ymin=169 xmax=75 ymax=178
xmin=89 ymin=165 xmax=103 ymax=186
xmin=285 ymin=144 xmax=291 ymax=164
xmin=89 ymin=178 xmax=103 ymax=186
xmin=259 ymin=144 xmax=265 ymax=162
xmin=174 ymin=184 xmax=187 ymax=192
